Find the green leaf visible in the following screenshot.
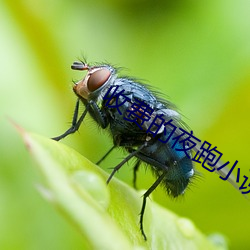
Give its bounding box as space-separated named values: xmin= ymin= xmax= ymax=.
xmin=19 ymin=128 xmax=227 ymax=250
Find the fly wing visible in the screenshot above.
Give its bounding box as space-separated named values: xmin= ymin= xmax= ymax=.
xmin=193 ymin=144 xmax=249 ymax=200
xmin=145 ymin=107 xmax=249 ymax=200
xmin=140 ymin=107 xmax=182 ymax=134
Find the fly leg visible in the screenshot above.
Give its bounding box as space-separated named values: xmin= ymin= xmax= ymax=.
xmin=52 ymin=99 xmax=88 ymax=141
xmin=88 ymin=100 xmax=107 ymax=129
xmin=100 ymin=148 xmax=141 ymax=188
xmin=140 ymin=172 xmax=166 ymax=240
xmin=107 ymin=143 xmax=146 ymax=184
xmin=96 ymin=145 xmax=116 ymax=165
xmin=133 ymin=160 xmax=141 ymax=189
xmin=52 ymin=99 xmax=108 ymax=141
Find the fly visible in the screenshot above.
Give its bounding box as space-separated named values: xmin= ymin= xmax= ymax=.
xmin=52 ymin=60 xmax=237 ymax=240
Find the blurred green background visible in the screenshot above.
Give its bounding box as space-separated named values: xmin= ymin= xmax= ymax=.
xmin=1 ymin=0 xmax=250 ymax=249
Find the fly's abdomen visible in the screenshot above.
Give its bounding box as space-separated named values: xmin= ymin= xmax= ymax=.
xmin=136 ymin=129 xmax=194 ymax=197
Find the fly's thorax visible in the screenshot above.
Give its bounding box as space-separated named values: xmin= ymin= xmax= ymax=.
xmin=73 ymin=64 xmax=116 ymax=101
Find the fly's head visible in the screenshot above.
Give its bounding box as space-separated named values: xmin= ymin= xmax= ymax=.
xmin=72 ymin=61 xmax=115 ymax=100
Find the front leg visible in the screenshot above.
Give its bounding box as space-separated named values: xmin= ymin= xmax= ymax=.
xmin=52 ymin=99 xmax=89 ymax=141
xmin=89 ymin=100 xmax=108 ymax=129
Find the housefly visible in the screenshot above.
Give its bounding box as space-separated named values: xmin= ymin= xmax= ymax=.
xmin=52 ymin=60 xmax=239 ymax=240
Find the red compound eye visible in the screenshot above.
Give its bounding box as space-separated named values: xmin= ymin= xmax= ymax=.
xmin=87 ymin=68 xmax=111 ymax=92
